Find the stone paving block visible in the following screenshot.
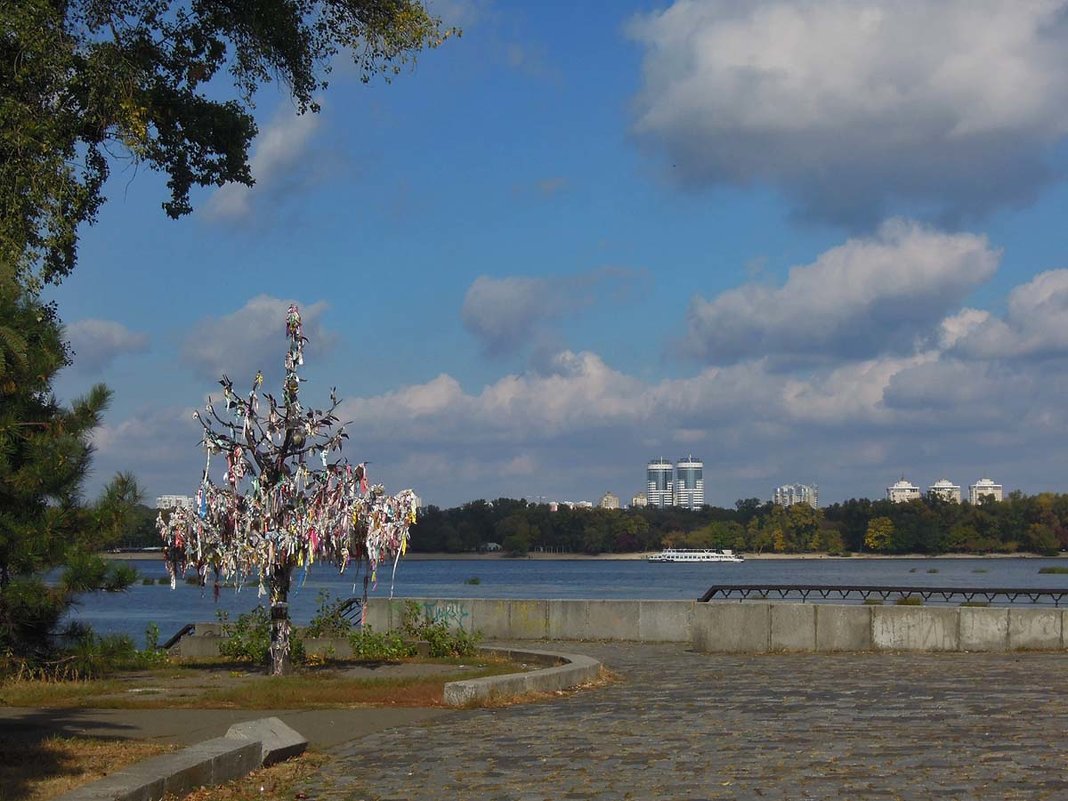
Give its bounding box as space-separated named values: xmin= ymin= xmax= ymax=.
xmin=1008 ymin=607 xmax=1062 ymax=650
xmin=959 ymin=607 xmax=1008 ymax=651
xmin=770 ymin=603 xmax=816 ymax=651
xmin=816 ymin=605 xmax=872 ymax=651
xmin=872 ymin=606 xmax=959 ymax=651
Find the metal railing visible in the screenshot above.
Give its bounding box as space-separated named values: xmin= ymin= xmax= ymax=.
xmin=698 ymin=584 xmax=1068 ymax=606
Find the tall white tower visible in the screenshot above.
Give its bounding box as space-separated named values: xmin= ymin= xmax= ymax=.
xmin=646 ymin=458 xmax=674 ymax=508
xmin=674 ymin=455 xmax=705 ymax=510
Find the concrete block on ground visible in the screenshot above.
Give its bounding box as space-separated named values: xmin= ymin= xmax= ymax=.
xmin=770 ymin=604 xmax=816 ymax=651
xmin=509 ymin=599 xmax=549 ymax=639
xmin=226 ymin=717 xmax=307 ymax=766
xmin=873 ymin=606 xmax=959 ymax=651
xmin=959 ymin=607 xmax=1008 ymax=651
xmin=587 ymin=600 xmax=640 ymax=641
xmin=1008 ymin=608 xmax=1062 ymax=650
xmin=638 ymin=601 xmax=694 ymax=643
xmin=815 ymin=605 xmax=872 ymax=652
xmin=444 ymin=648 xmax=600 ymax=706
xmin=548 ymin=600 xmax=589 ymax=640
xmin=693 ymin=603 xmax=770 ymax=653
xmin=175 ymin=636 xmax=222 ymax=659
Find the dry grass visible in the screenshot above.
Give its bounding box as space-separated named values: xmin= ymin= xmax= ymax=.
xmin=177 ymin=751 xmax=329 ymax=801
xmin=0 ymin=735 xmax=174 ymax=801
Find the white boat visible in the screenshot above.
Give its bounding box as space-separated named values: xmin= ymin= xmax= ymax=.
xmin=647 ymin=548 xmax=744 ymax=563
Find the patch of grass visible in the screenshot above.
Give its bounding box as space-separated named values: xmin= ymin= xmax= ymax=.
xmin=0 ymin=658 xmax=524 ymax=710
xmin=927 ymin=568 xmax=939 ymax=573
xmin=972 ymin=568 xmax=989 ymax=573
xmin=895 ymin=595 xmax=924 ymax=606
xmin=463 ymin=576 xmax=481 ymax=585
xmin=1038 ymin=566 xmax=1068 ymax=574
xmin=180 ymin=750 xmax=328 ymax=801
xmin=0 ymin=735 xmax=173 ymax=801
xmin=862 ymin=599 xmax=884 ymax=605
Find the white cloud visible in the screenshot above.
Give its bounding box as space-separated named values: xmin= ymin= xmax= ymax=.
xmin=66 ymin=319 xmax=149 ymax=371
xmin=628 ymin=0 xmax=1068 ymax=224
xmin=461 ymin=268 xmax=643 ymax=356
xmin=203 ymin=105 xmax=323 ymax=222
xmin=684 ymin=219 xmax=999 ymax=364
xmin=952 ymin=269 xmax=1068 ymax=358
xmin=180 ymin=295 xmax=334 ymax=384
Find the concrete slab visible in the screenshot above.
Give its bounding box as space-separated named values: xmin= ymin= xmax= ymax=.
xmin=509 ymin=600 xmax=550 ymax=639
xmin=226 ymin=717 xmax=307 ymax=766
xmin=770 ymin=603 xmax=816 ymax=651
xmin=1008 ymin=608 xmax=1062 ymax=650
xmin=693 ymin=603 xmax=770 ymax=653
xmin=959 ymin=607 xmax=1008 ymax=651
xmin=815 ymin=605 xmax=872 ymax=652
xmin=587 ymin=600 xmax=640 ymax=641
xmin=638 ymin=600 xmax=694 ymax=643
xmin=873 ymin=606 xmax=959 ymax=651
xmin=548 ymin=600 xmax=589 ymax=640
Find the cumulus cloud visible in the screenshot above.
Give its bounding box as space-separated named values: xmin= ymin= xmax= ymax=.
xmin=66 ymin=319 xmax=149 ymax=371
xmin=203 ymin=105 xmax=323 ymax=222
xmin=683 ymin=219 xmax=999 ymax=364
xmin=180 ymin=295 xmax=334 ymax=383
xmin=628 ymin=0 xmax=1068 ymax=225
xmin=461 ymin=268 xmax=643 ymax=356
xmin=951 ymin=269 xmax=1068 ymax=359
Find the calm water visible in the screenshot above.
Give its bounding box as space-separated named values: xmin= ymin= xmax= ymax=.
xmin=69 ymin=556 xmax=1068 ymax=644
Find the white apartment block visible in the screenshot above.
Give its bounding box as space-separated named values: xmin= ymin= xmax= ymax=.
xmin=773 ymin=483 xmax=819 ymax=508
xmin=927 ymin=479 xmax=962 ymax=503
xmin=599 ymin=491 xmax=621 ymax=510
xmin=156 ymin=494 xmax=193 ymax=510
xmin=887 ymin=478 xmax=921 ymax=503
xmin=969 ymin=477 xmax=1003 ymax=505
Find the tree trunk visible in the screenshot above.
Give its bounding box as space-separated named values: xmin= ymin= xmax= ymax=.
xmin=268 ymin=564 xmax=292 ymax=675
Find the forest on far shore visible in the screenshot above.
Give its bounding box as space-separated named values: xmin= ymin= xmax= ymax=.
xmin=408 ymin=493 xmax=1068 ymax=557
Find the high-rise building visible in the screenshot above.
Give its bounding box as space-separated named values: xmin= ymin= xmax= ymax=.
xmin=887 ymin=478 xmax=921 ymax=503
xmin=928 ymin=479 xmax=961 ymax=503
xmin=630 ymin=492 xmax=648 ymax=508
xmin=773 ymin=483 xmax=819 ymax=508
xmin=969 ymin=477 xmax=1003 ymax=505
xmin=674 ymin=455 xmax=705 ymax=510
xmin=646 ymin=458 xmax=674 ymax=508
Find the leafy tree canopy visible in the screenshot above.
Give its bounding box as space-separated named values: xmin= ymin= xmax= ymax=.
xmin=1 ymin=0 xmax=452 ymax=287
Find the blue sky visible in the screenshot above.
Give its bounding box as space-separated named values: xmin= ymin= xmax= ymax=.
xmin=50 ymin=0 xmax=1068 ymax=508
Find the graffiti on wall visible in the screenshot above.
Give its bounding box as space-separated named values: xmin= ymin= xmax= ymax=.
xmin=422 ymin=600 xmax=471 ymax=630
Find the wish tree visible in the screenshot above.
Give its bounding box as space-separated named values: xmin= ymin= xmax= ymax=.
xmin=158 ymin=305 xmax=416 ymax=674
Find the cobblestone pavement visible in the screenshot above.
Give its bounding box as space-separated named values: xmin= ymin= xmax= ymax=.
xmin=302 ymin=643 xmax=1068 ymax=801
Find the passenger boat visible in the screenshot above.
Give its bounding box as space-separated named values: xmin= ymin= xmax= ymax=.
xmin=646 ymin=548 xmax=744 ymax=563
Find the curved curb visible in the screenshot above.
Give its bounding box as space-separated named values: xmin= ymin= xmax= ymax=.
xmin=443 ymin=646 xmax=602 ymax=706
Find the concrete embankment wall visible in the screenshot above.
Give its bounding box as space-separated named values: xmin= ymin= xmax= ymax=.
xmin=366 ymin=598 xmax=1068 ymax=653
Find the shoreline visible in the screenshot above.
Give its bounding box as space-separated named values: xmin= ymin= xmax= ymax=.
xmin=101 ymin=549 xmax=1063 ymax=562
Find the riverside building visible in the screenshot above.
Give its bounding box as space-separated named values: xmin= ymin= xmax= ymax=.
xmin=773 ymin=483 xmax=819 ymax=508
xmin=646 ymin=458 xmax=674 ymax=508
xmin=969 ymin=477 xmax=1004 ymax=505
xmin=928 ymin=479 xmax=962 ymax=503
xmin=674 ymin=455 xmax=705 ymax=510
xmin=887 ymin=478 xmax=921 ymax=503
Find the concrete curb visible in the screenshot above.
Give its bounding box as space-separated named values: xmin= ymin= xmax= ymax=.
xmin=443 ymin=646 xmax=602 ymax=706
xmin=53 ymin=717 xmax=307 ymax=801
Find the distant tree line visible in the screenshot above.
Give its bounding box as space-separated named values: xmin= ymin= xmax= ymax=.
xmin=409 ymin=493 xmax=1068 ymax=556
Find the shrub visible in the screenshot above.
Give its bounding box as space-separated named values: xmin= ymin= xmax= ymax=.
xmin=895 ymin=595 xmax=923 ymax=606
xmin=1038 ymin=566 xmax=1068 ymax=574
xmin=400 ymin=600 xmax=482 ymax=658
xmin=347 ymin=627 xmax=416 ymax=660
xmin=303 ymin=591 xmax=356 ymax=639
xmin=217 ymin=607 xmax=305 ymax=666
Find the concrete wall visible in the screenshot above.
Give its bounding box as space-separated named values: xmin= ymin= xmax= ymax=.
xmin=365 ymin=598 xmax=1068 ymax=653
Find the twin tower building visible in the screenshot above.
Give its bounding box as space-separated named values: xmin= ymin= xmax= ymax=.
xmin=646 ymin=456 xmax=705 ymax=510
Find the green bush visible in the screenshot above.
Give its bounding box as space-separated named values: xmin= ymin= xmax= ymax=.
xmin=1038 ymin=566 xmax=1068 ymax=574
xmin=303 ymin=591 xmax=355 ymax=639
xmin=217 ymin=606 xmax=305 ymax=666
xmin=347 ymin=626 xmax=416 ymax=660
xmin=400 ymin=600 xmax=482 ymax=657
xmin=895 ymin=595 xmax=923 ymax=606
